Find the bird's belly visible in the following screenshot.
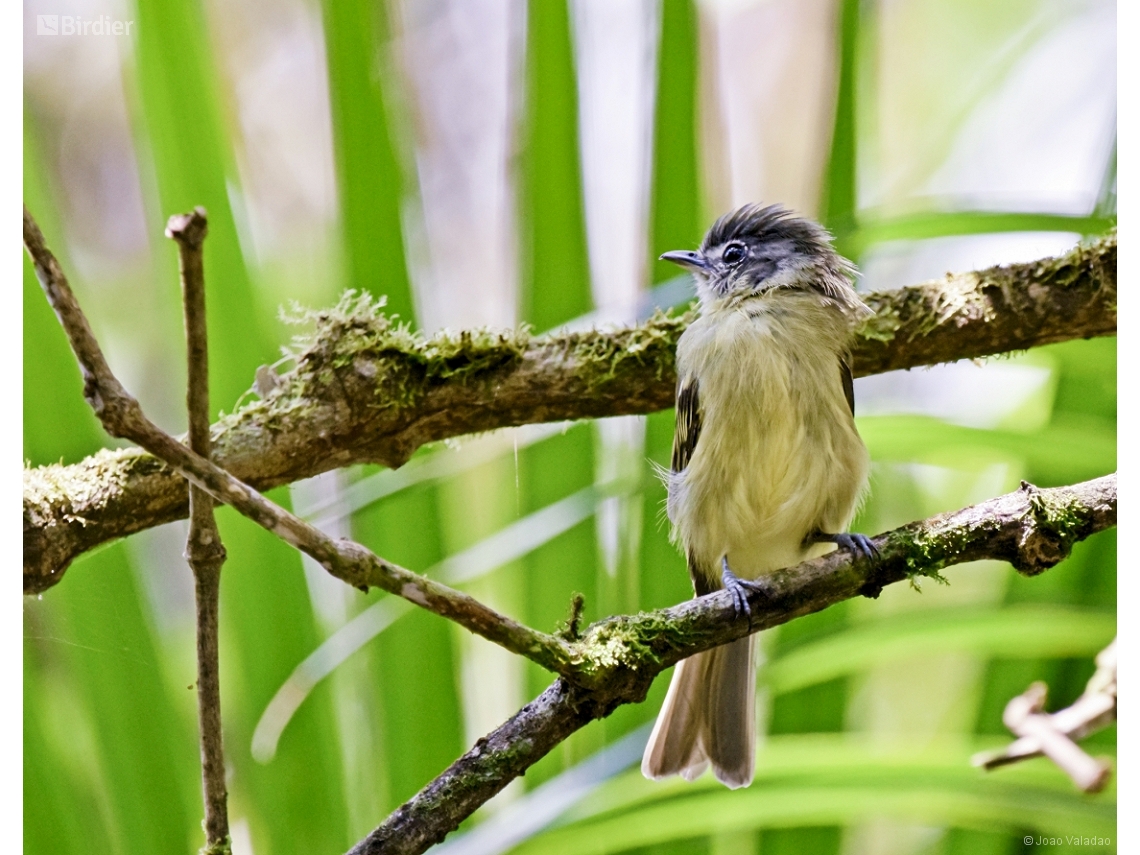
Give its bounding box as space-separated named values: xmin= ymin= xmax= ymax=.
xmin=669 ymin=328 xmax=868 ymax=583
xmin=675 ymin=423 xmax=845 ymax=578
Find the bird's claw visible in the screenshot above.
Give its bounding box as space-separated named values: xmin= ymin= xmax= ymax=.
xmin=837 ymin=532 xmax=879 ymax=562
xmin=812 ymin=531 xmax=879 ymax=562
xmin=721 ymin=557 xmax=772 ymax=625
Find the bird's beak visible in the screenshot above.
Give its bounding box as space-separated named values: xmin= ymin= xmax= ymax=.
xmin=659 ymin=250 xmax=710 ymax=273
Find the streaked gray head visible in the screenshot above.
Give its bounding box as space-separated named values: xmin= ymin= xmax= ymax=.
xmin=660 ymin=204 xmax=860 ymax=308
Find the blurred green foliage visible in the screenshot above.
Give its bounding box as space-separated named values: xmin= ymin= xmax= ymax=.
xmin=24 ymin=1 xmax=1114 ymax=854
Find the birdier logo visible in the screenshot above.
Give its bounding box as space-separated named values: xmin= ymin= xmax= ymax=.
xmin=37 ymin=14 xmax=134 ymax=36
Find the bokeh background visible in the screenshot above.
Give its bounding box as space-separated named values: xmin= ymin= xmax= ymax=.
xmin=23 ymin=1 xmax=1116 ymax=854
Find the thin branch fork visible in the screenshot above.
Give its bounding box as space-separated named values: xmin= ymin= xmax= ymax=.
xmin=972 ymin=638 xmax=1117 ymax=792
xmin=23 ymin=228 xmax=1116 ymax=592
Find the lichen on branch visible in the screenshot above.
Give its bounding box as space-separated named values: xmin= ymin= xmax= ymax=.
xmin=350 ymin=473 xmax=1117 ymax=855
xmin=23 ymin=231 xmax=1115 ymax=592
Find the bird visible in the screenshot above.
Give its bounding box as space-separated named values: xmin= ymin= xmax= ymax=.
xmin=641 ymin=203 xmax=877 ymax=789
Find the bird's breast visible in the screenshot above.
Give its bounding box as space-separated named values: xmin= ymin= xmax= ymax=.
xmin=670 ymin=305 xmax=869 ymax=582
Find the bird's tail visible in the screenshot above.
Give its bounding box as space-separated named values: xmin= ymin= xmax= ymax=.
xmin=641 ymin=635 xmax=756 ymax=789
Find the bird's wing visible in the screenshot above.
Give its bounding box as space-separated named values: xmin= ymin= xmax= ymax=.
xmin=671 ymin=375 xmax=702 ymax=474
xmin=840 ymin=354 xmax=855 ymax=417
xmin=671 ymin=376 xmax=715 ymax=596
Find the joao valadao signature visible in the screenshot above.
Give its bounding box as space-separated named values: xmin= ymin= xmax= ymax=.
xmin=1024 ymin=836 xmax=1112 ymax=847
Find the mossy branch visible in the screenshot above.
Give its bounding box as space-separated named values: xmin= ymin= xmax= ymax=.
xmin=23 ymin=231 xmax=1115 ymax=592
xmin=349 ymin=473 xmax=1117 ymax=855
xmin=23 ymin=206 xmax=577 ymax=677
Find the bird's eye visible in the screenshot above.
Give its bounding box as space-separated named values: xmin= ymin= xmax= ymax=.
xmin=722 ymin=243 xmax=746 ymax=266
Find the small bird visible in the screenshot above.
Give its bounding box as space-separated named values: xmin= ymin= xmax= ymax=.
xmin=641 ymin=203 xmax=876 ymax=789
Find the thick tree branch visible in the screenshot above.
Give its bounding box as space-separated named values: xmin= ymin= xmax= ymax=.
xmin=349 ymin=473 xmax=1117 ymax=854
xmin=23 ymin=231 xmax=1115 ymax=592
xmin=24 ymin=207 xmax=576 ymax=675
xmin=167 ymin=208 xmax=231 ymax=854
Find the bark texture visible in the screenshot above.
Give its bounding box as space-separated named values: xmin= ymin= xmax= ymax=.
xmin=23 ymin=233 xmax=1115 ymax=592
xmin=347 ymin=473 xmax=1116 ymax=855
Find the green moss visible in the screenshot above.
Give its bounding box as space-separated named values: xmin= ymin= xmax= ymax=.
xmin=568 ymin=601 xmax=722 ymax=686
xmin=295 ymin=291 xmax=529 ymax=375
xmin=990 ymin=229 xmax=1115 ymax=299
xmin=23 ymin=446 xmax=151 ymax=513
xmin=1027 ymin=487 xmax=1085 ymax=547
xmin=574 ymin=613 xmax=674 ymax=678
xmin=1043 ymin=228 xmax=1115 ymax=288
xmin=929 ymin=273 xmax=995 ymax=335
xmin=218 ymin=292 xmax=534 ymax=419
xmin=219 ymin=294 xmax=690 ymax=430
xmin=889 ymin=526 xmax=951 ymax=586
xmin=851 ymin=230 xmax=1115 ymax=353
xmin=855 ymin=301 xmax=901 ymax=343
xmin=546 ymin=306 xmax=691 ymax=390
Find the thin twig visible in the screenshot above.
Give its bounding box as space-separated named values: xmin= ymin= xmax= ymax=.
xmin=23 ymin=230 xmax=1117 ymax=592
xmin=23 ymin=206 xmax=575 ymax=678
xmin=972 ymin=639 xmax=1116 ymax=791
xmin=167 ymin=208 xmax=231 ymax=854
xmin=999 ymin=684 xmax=1110 ymax=793
xmin=348 ymin=473 xmax=1117 ymax=855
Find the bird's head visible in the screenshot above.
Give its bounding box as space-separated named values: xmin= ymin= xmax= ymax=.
xmin=660 ymin=203 xmax=863 ymax=314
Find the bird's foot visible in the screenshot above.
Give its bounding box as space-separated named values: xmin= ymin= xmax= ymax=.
xmin=721 ymin=556 xmax=773 ymax=626
xmin=808 ymin=531 xmax=879 ymax=562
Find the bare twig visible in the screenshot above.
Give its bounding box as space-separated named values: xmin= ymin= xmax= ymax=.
xmin=973 ymin=639 xmax=1116 ymax=791
xmin=1000 ymin=685 xmax=1110 ymax=793
xmin=23 ymin=231 xmax=1116 ymax=592
xmin=167 ymin=208 xmax=231 ymax=854
xmin=349 ymin=473 xmax=1117 ymax=854
xmin=23 ymin=207 xmax=575 ymax=677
